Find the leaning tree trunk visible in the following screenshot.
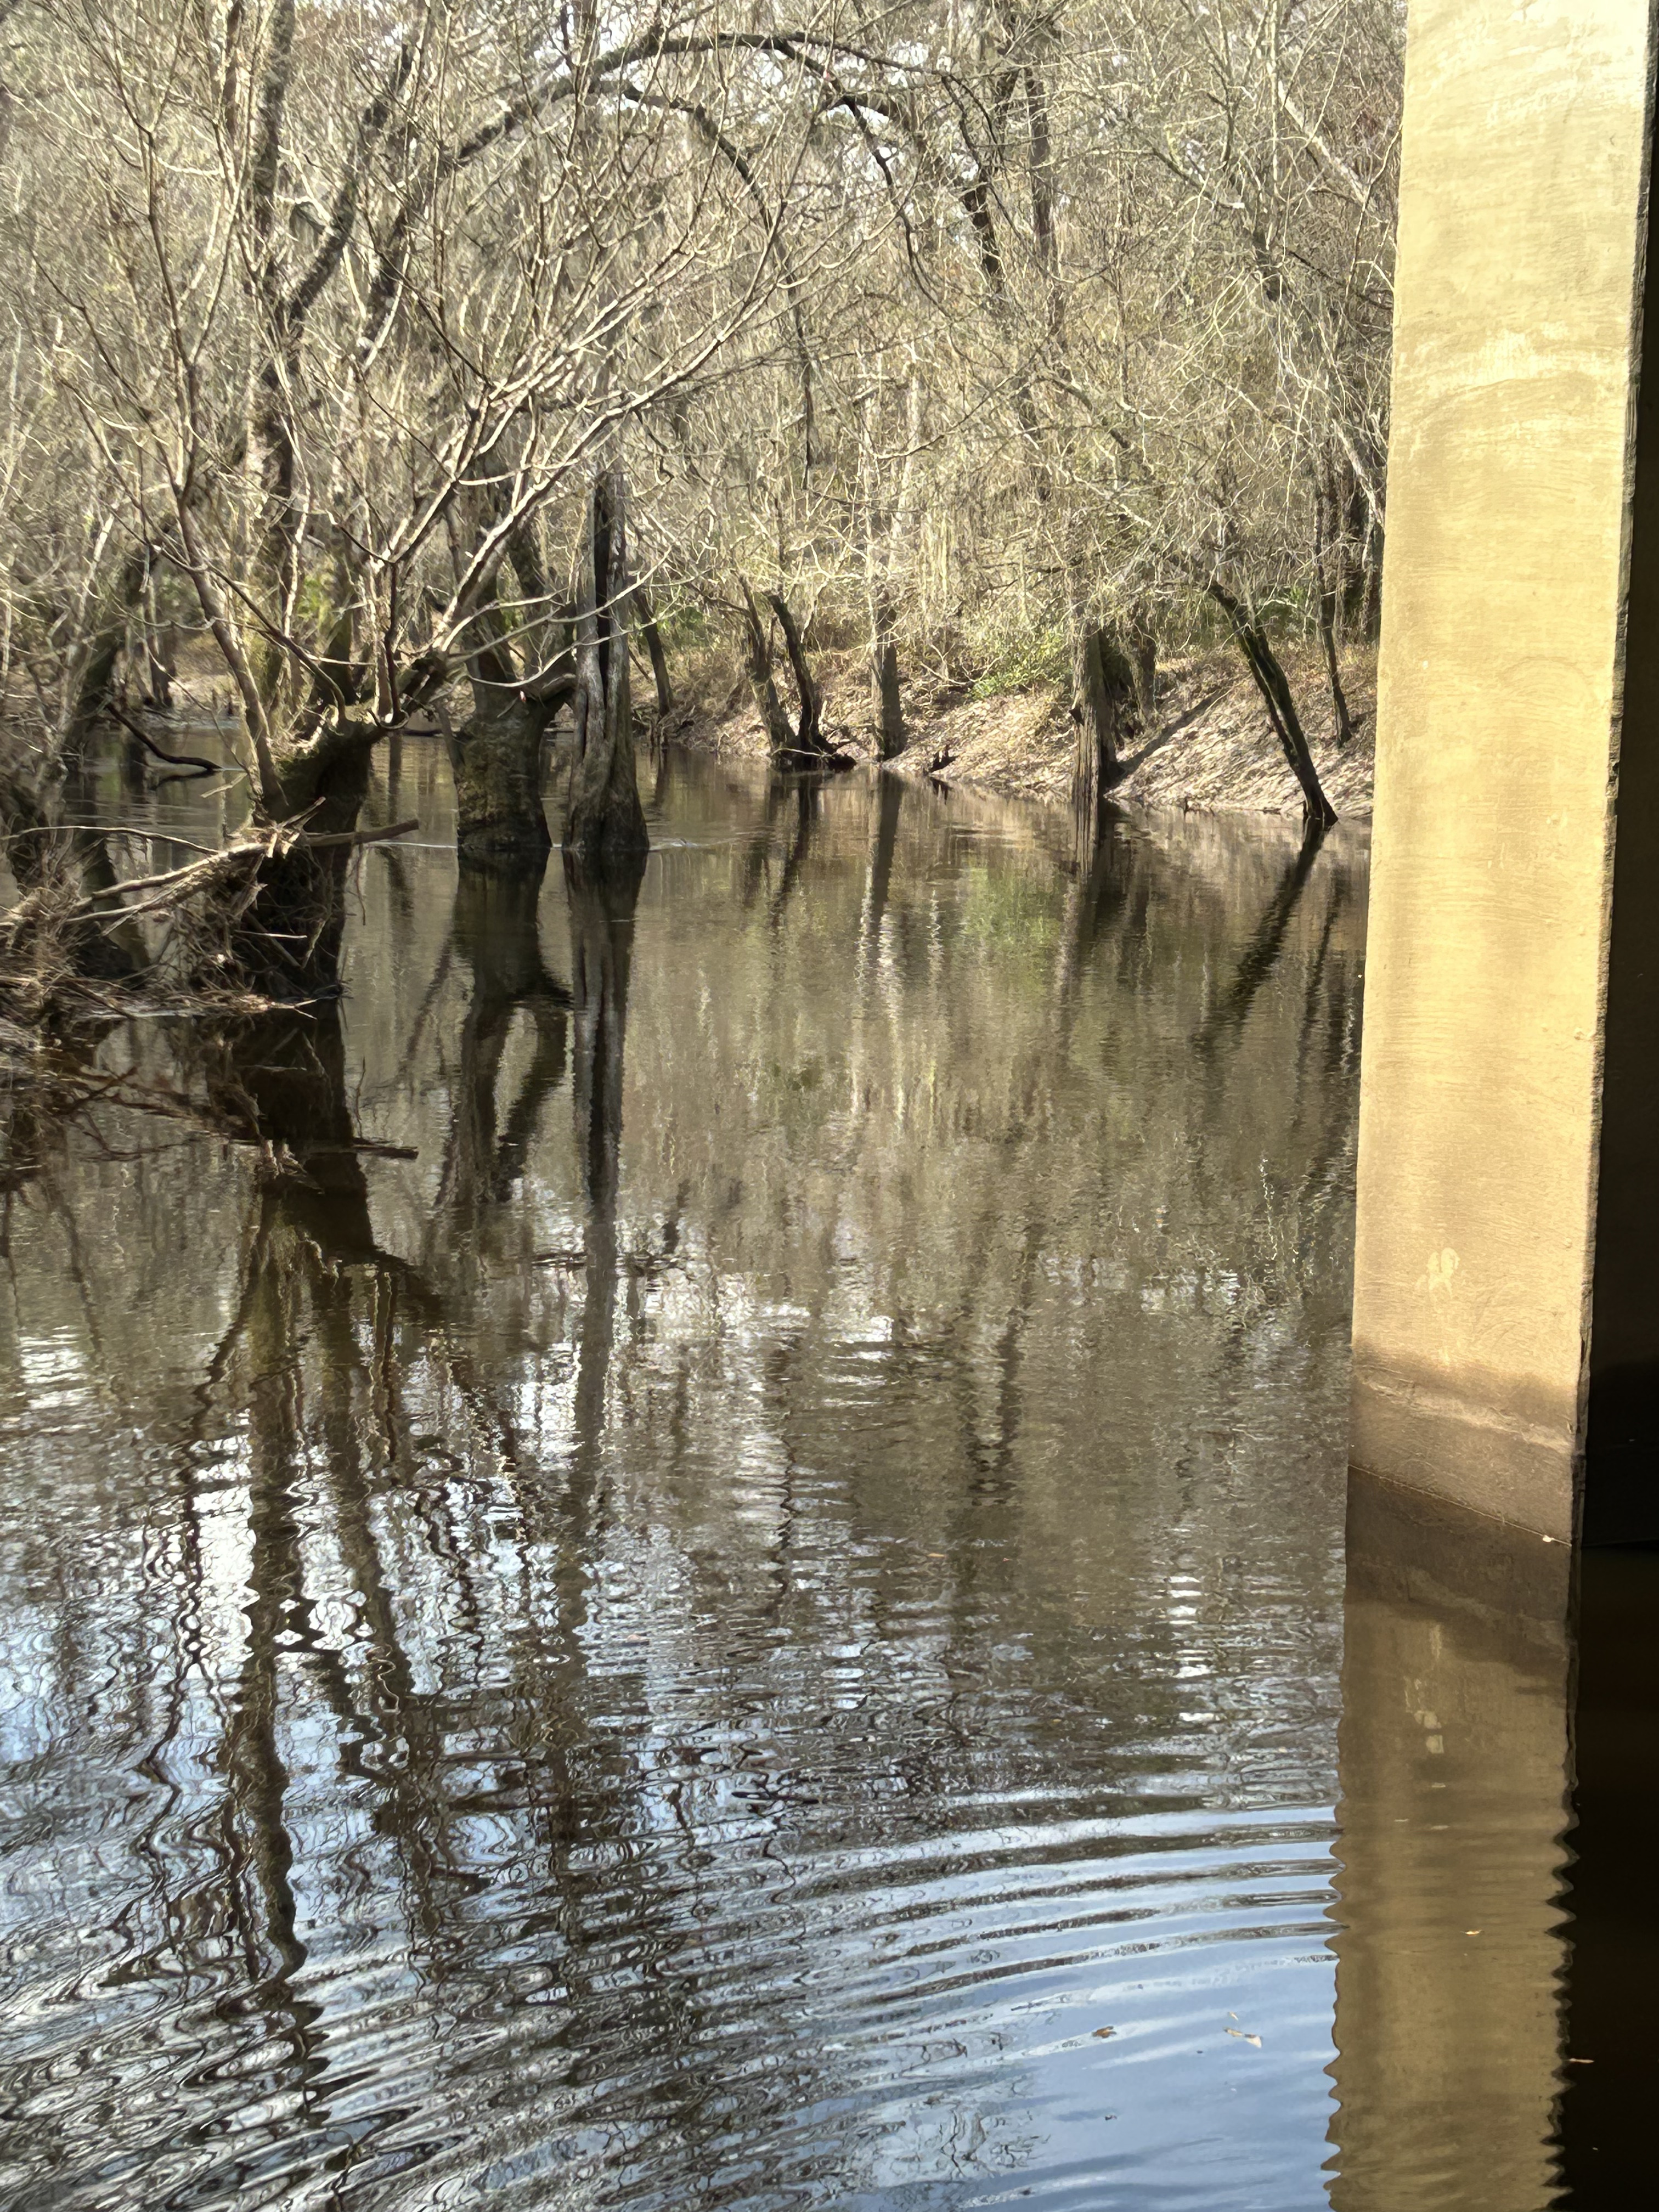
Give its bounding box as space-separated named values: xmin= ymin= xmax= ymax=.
xmin=768 ymin=590 xmax=826 ymax=756
xmin=1071 ymin=624 xmax=1135 ymax=840
xmin=1207 ymin=582 xmax=1338 ymax=828
xmin=565 ymin=469 xmax=649 ymax=862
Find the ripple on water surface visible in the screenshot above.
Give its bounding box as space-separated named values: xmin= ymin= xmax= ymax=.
xmin=0 ymin=758 xmax=1364 ymax=2209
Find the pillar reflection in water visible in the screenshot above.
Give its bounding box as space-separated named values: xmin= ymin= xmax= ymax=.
xmin=1555 ymin=1544 xmax=1659 ymax=2200
xmin=1325 ymin=1474 xmax=1573 ymax=2210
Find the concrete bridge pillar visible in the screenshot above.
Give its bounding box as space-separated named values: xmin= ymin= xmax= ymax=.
xmin=1352 ymin=0 xmax=1659 ymax=1541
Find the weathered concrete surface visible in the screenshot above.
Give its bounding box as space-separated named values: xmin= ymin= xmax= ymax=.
xmin=1352 ymin=0 xmax=1659 ymax=1538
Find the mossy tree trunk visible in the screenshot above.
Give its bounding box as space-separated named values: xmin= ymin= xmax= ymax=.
xmin=450 ymin=705 xmax=556 ymax=861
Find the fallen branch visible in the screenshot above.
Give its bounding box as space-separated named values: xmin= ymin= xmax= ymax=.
xmin=105 ymin=703 xmax=222 ymax=781
xmin=81 ymin=817 xmax=420 ymax=912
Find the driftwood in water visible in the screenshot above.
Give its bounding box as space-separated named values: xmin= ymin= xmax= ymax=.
xmin=0 ymin=814 xmax=419 ymax=1034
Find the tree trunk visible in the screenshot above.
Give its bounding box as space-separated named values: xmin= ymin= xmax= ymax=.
xmin=565 ymin=468 xmax=649 ymax=861
xmin=766 ymin=589 xmax=833 ymax=760
xmin=1128 ymin=621 xmax=1158 ymax=724
xmin=448 ymin=703 xmax=556 ymax=860
xmin=739 ymin=579 xmax=795 ymax=755
xmin=225 ymin=731 xmax=379 ymax=995
xmin=1071 ymin=624 xmax=1134 ymax=834
xmin=737 ymin=579 xmax=842 ymax=765
xmin=871 ymin=585 xmax=905 ymax=759
xmin=445 ymin=510 xmax=577 ymax=858
xmin=634 ymin=588 xmax=674 ymax=720
xmin=138 ymin=558 xmax=176 ymax=713
xmin=1207 ymin=582 xmax=1339 ymax=828
xmin=1313 ymin=483 xmax=1357 ymax=748
xmin=1361 ymin=516 xmax=1384 ymax=644
xmin=61 ymin=548 xmax=148 ymax=769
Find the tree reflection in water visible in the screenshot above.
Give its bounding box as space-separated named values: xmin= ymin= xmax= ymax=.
xmin=1 ymin=758 xmax=1372 ymax=2212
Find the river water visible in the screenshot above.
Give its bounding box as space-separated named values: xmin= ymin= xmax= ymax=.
xmin=0 ymin=752 xmax=1635 ymax=2208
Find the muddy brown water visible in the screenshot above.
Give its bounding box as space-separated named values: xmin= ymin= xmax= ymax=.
xmin=0 ymin=749 xmax=1645 ymax=2208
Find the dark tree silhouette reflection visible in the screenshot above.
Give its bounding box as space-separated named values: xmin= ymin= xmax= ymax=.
xmin=2 ymin=759 xmax=1370 ymax=2212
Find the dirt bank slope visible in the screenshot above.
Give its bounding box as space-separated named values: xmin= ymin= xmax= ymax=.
xmin=665 ymin=640 xmax=1375 ymax=821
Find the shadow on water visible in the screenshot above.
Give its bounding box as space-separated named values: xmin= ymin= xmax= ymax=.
xmin=1554 ymin=1544 xmax=1659 ymax=2202
xmin=738 ymin=768 xmax=826 ymax=930
xmin=1194 ymin=814 xmax=1333 ymax=1060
